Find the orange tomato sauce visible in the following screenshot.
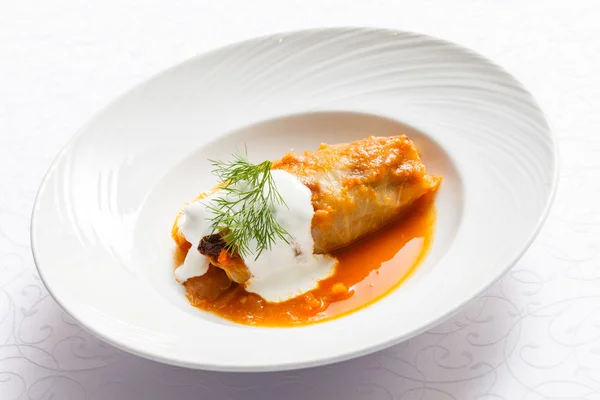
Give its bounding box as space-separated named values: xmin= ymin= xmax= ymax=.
xmin=174 ymin=193 xmax=436 ymax=327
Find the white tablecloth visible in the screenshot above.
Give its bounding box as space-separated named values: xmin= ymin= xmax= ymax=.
xmin=1 ymin=1 xmax=598 ymax=398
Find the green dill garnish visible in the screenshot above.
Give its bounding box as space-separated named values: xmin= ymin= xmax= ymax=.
xmin=205 ymin=148 xmax=289 ymax=260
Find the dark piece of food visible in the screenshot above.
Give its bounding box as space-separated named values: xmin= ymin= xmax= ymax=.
xmin=198 ymin=234 xmax=226 ymax=258
xmin=197 ymin=233 xmax=251 ymax=283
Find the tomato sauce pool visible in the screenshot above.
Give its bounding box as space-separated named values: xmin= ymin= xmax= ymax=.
xmin=175 ymin=193 xmax=436 ymax=327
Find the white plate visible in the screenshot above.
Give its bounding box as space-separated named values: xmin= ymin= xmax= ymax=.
xmin=31 ymin=27 xmax=557 ymax=371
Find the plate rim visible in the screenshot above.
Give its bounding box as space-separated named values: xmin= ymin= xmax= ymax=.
xmin=30 ymin=26 xmax=559 ymax=371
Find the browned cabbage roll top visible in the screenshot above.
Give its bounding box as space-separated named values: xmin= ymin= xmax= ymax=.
xmin=195 ymin=135 xmax=441 ymax=283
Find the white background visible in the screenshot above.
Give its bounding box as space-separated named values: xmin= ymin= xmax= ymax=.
xmin=1 ymin=1 xmax=598 ymax=399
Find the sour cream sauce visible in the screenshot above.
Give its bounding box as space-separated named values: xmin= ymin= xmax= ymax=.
xmin=174 ymin=170 xmax=337 ymax=303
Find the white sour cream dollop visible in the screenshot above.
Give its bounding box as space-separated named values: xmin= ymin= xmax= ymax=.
xmin=174 ymin=170 xmax=337 ymax=303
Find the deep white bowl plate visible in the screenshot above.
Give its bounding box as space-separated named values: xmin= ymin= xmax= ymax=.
xmin=31 ymin=28 xmax=557 ymax=371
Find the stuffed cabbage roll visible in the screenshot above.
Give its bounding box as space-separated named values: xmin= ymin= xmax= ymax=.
xmin=175 ymin=135 xmax=440 ymax=284
xmin=273 ymin=135 xmax=441 ymax=254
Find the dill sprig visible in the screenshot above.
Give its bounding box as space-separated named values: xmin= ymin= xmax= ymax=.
xmin=205 ymin=148 xmax=290 ymax=260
